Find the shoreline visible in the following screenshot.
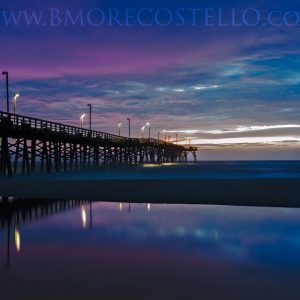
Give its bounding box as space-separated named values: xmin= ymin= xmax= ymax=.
xmin=1 ymin=177 xmax=300 ymax=208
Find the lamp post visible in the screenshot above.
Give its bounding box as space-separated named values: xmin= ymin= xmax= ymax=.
xmin=80 ymin=113 xmax=86 ymax=128
xmin=127 ymin=118 xmax=131 ymax=138
xmin=13 ymin=93 xmax=20 ymax=114
xmin=87 ymin=104 xmax=92 ymax=130
xmin=118 ymin=122 xmax=122 ymax=136
xmin=158 ymin=131 xmax=161 ymax=140
xmin=146 ymin=122 xmax=150 ymax=141
xmin=2 ymin=71 xmax=9 ymax=113
xmin=141 ymin=126 xmax=145 ymax=139
xmin=162 ymin=129 xmax=166 ymax=142
xmin=176 ymin=133 xmax=178 ymax=144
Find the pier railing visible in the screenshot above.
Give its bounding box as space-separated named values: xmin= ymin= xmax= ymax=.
xmin=0 ymin=111 xmax=170 ymax=146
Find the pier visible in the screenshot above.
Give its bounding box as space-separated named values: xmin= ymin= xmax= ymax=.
xmin=0 ymin=111 xmax=197 ymax=176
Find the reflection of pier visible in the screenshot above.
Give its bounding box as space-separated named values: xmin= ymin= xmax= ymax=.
xmin=0 ymin=111 xmax=197 ymax=176
xmin=0 ymin=197 xmax=86 ymax=228
xmin=0 ymin=197 xmax=87 ymax=270
xmin=0 ymin=199 xmax=154 ymax=270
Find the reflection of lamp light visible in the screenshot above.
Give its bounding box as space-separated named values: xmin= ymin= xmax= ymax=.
xmin=119 ymin=203 xmax=123 ymax=211
xmin=14 ymin=228 xmax=21 ymax=252
xmin=81 ymin=206 xmax=87 ymax=228
xmin=147 ymin=203 xmax=151 ymax=212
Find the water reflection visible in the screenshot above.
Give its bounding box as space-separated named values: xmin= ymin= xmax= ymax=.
xmin=89 ymin=202 xmax=93 ymax=230
xmin=1 ymin=199 xmax=300 ymax=300
xmin=14 ymin=227 xmax=21 ymax=252
xmin=81 ymin=206 xmax=87 ymax=228
xmin=0 ymin=197 xmax=87 ymax=270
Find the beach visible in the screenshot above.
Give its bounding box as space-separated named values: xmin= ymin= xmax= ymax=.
xmin=2 ymin=162 xmax=300 ymax=300
xmin=1 ymin=161 xmax=300 ymax=207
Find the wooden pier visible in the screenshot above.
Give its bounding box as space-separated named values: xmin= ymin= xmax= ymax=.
xmin=0 ymin=111 xmax=197 ymax=176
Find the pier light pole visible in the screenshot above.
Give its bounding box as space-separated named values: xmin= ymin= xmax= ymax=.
xmin=13 ymin=93 xmax=20 ymax=114
xmin=141 ymin=126 xmax=145 ymax=139
xmin=146 ymin=122 xmax=150 ymax=141
xmin=118 ymin=122 xmax=122 ymax=136
xmin=80 ymin=113 xmax=86 ymax=128
xmin=176 ymin=133 xmax=178 ymax=144
xmin=2 ymin=71 xmax=9 ymax=113
xmin=87 ymin=104 xmax=92 ymax=130
xmin=127 ymin=118 xmax=131 ymax=138
xmin=158 ymin=131 xmax=161 ymax=140
xmin=162 ymin=129 xmax=166 ymax=142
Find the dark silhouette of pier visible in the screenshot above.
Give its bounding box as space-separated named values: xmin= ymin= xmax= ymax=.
xmin=0 ymin=197 xmax=87 ymax=270
xmin=0 ymin=111 xmax=197 ymax=176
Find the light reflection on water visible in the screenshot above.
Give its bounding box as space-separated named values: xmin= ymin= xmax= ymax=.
xmin=1 ymin=199 xmax=300 ymax=299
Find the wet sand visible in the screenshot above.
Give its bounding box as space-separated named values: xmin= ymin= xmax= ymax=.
xmin=1 ymin=177 xmax=300 ymax=207
xmin=1 ymin=162 xmax=300 ymax=207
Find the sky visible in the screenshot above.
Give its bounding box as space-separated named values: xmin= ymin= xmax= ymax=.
xmin=1 ymin=0 xmax=300 ymax=159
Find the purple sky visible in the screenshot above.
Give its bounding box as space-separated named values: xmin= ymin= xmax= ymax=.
xmin=1 ymin=0 xmax=300 ymax=159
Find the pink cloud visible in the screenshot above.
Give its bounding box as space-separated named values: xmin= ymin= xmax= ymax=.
xmin=1 ymin=30 xmax=257 ymax=79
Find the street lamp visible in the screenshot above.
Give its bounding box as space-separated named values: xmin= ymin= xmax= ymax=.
xmin=87 ymin=104 xmax=92 ymax=130
xmin=141 ymin=126 xmax=145 ymax=139
xmin=13 ymin=93 xmax=20 ymax=114
xmin=118 ymin=122 xmax=122 ymax=136
xmin=2 ymin=71 xmax=9 ymax=113
xmin=176 ymin=133 xmax=178 ymax=144
xmin=127 ymin=118 xmax=131 ymax=138
xmin=162 ymin=129 xmax=167 ymax=142
xmin=146 ymin=122 xmax=150 ymax=140
xmin=80 ymin=113 xmax=86 ymax=128
xmin=158 ymin=131 xmax=161 ymax=140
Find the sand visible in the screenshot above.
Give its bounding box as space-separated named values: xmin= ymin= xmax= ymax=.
xmin=0 ymin=162 xmax=300 ymax=207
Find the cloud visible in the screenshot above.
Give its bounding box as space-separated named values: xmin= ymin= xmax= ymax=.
xmin=181 ymin=136 xmax=300 ymax=146
xmin=193 ymin=85 xmax=219 ymax=90
xmin=167 ymin=125 xmax=300 ymax=135
xmin=3 ymin=0 xmax=300 ymax=158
